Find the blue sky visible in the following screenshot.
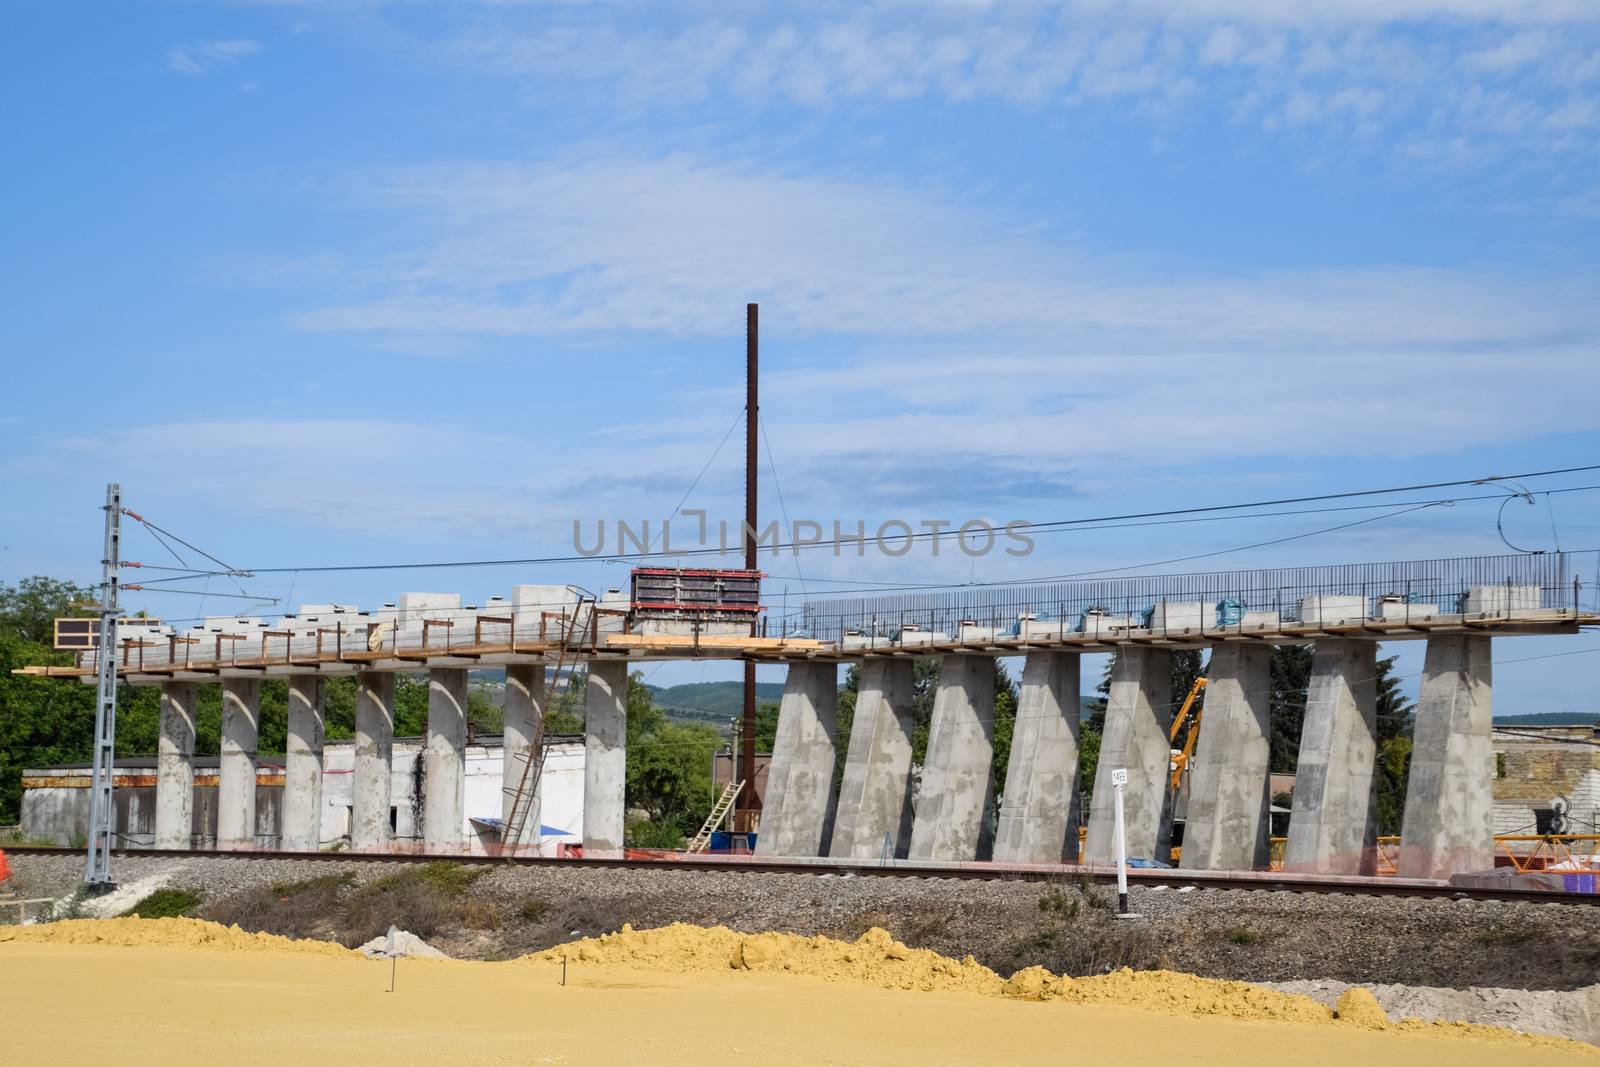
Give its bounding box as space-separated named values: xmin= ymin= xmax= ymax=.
xmin=3 ymin=1 xmax=1598 ymax=708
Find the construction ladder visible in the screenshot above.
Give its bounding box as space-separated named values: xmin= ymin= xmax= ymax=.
xmin=685 ymin=779 xmax=744 ymax=853
xmin=500 ymin=593 xmax=595 ymax=851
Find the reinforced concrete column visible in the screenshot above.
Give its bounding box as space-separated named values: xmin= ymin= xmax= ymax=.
xmin=908 ymin=654 xmax=996 ymax=862
xmin=217 ymin=677 xmax=261 ymax=850
xmin=583 ymin=660 xmax=628 ymax=855
xmin=282 ymin=675 xmax=325 ymax=852
xmin=994 ymin=652 xmax=1081 ymax=864
xmin=1084 ymin=647 xmax=1173 ymax=864
xmin=154 ymin=681 xmax=198 ymax=849
xmin=423 ymin=668 xmax=468 ymax=852
xmin=1284 ymin=639 xmax=1378 ymax=875
xmin=756 ymin=662 xmax=841 ymax=858
xmin=1399 ymin=635 xmax=1494 ymax=879
xmin=351 ymin=671 xmax=396 ymax=851
xmin=502 ymin=663 xmax=546 ymax=850
xmin=829 ymin=659 xmax=916 ymax=860
xmin=1180 ymin=644 xmax=1272 ymax=871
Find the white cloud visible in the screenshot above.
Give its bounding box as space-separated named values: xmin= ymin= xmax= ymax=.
xmin=434 ymin=4 xmax=1600 ymax=171
xmin=280 ymin=155 xmax=1597 ymax=356
xmin=167 ymin=39 xmax=261 ymax=77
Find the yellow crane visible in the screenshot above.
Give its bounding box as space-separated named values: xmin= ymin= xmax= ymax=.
xmin=1167 ymin=677 xmax=1208 ymax=794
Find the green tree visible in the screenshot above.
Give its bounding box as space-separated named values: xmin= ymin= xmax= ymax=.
xmin=1372 ymin=654 xmax=1415 ymax=834
xmin=621 ymin=669 xmax=723 ymax=846
xmin=1268 ymin=645 xmax=1314 ymax=773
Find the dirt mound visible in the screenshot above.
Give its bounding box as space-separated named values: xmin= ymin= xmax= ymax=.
xmin=533 ymin=922 xmax=1594 ymax=1051
xmin=0 ymin=917 xmax=355 ymax=957
xmin=1337 ymin=987 xmax=1390 ymax=1028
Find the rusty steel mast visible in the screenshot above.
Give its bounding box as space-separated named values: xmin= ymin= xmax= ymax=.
xmin=737 ymin=303 xmax=760 ymax=836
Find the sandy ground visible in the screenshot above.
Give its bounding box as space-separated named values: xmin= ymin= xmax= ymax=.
xmin=1 ymin=921 xmax=1594 ymax=1066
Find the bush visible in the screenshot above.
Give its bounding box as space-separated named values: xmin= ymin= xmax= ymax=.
xmin=1225 ymin=926 xmax=1260 ymax=946
xmin=205 ymin=872 xmax=352 ymax=939
xmin=519 ymin=897 xmax=548 ymax=923
xmin=122 ymin=888 xmax=203 ymax=919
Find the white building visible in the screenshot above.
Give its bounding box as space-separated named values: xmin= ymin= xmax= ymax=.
xmin=20 ymin=733 xmax=585 ymax=856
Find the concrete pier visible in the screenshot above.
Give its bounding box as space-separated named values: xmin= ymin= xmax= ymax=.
xmin=155 ymin=680 xmax=198 ymax=849
xmin=1400 ymin=635 xmax=1494 ymax=878
xmin=423 ymin=668 xmax=468 ymax=852
xmin=1284 ymin=640 xmax=1378 ymax=874
xmin=756 ymin=662 xmax=841 ymax=858
xmin=282 ymin=675 xmax=325 ymax=852
xmin=583 ymin=660 xmax=629 ymax=855
xmin=351 ymin=671 xmax=396 ymax=851
xmin=217 ymin=678 xmax=260 ymax=849
xmin=829 ymin=659 xmax=917 ymax=860
xmin=1180 ymin=645 xmax=1272 ymax=871
xmin=908 ymin=654 xmax=996 ymax=862
xmin=994 ymin=652 xmax=1081 ymax=864
xmin=502 ymin=663 xmax=546 ymax=849
xmin=1084 ymin=648 xmax=1173 ymax=864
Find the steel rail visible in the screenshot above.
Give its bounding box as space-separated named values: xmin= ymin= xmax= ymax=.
xmin=4 ymin=846 xmax=1594 ymax=907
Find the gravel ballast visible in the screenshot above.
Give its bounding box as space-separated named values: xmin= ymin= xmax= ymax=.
xmin=9 ymin=852 xmax=1600 ymax=999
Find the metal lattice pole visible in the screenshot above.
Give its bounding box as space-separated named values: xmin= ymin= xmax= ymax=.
xmin=85 ymin=482 xmax=121 ymax=888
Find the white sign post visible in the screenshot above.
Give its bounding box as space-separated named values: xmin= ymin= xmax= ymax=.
xmin=1110 ymin=768 xmax=1134 ymax=917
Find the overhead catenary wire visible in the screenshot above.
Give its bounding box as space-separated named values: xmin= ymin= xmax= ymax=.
xmin=119 ymin=465 xmax=1600 ymax=579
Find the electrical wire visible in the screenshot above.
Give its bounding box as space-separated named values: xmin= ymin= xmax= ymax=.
xmin=133 ymin=464 xmax=1600 ymax=577
xmin=643 ymin=408 xmax=745 ymax=554
xmin=759 ymin=413 xmax=808 ymax=600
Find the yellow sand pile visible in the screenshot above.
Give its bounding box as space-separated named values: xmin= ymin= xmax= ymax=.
xmin=533 ymin=923 xmax=1588 ymax=1050
xmin=0 ymin=916 xmax=355 ymax=957
xmin=536 ymin=923 xmax=1326 ymax=1023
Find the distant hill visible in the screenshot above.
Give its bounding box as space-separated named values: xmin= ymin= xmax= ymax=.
xmin=648 ymin=680 xmax=786 ymax=722
xmin=1492 ymin=712 xmax=1599 ymax=727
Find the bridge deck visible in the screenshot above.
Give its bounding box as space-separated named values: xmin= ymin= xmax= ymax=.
xmin=13 ymin=607 xmax=1593 ymax=683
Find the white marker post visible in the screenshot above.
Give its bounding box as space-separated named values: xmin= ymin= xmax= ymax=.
xmin=1110 ymin=767 xmax=1134 ymax=918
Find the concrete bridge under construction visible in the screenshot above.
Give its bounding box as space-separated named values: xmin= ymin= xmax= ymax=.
xmin=20 ymin=551 xmax=1596 ymax=880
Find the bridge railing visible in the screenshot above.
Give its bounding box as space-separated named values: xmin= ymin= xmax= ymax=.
xmin=788 ymin=551 xmax=1579 ymax=645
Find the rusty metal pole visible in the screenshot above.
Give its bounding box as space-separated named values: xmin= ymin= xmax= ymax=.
xmin=738 ymin=303 xmax=760 ymax=839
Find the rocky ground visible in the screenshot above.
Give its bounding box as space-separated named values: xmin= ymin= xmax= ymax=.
xmin=9 ymin=852 xmax=1600 ymax=1042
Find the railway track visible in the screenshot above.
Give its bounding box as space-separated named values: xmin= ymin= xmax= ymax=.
xmin=5 ymin=845 xmax=1595 ymax=907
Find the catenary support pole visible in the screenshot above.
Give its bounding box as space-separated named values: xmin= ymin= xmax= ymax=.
xmin=85 ymin=482 xmax=121 ymax=886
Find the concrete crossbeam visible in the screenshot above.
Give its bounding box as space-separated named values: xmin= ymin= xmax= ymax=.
xmin=502 ymin=663 xmax=546 ymax=849
xmin=218 ymin=678 xmax=261 ymax=850
xmin=423 ymin=668 xmax=468 ymax=852
xmin=1399 ymin=635 xmax=1494 ymax=879
xmin=1085 ymin=648 xmax=1174 ymax=864
xmin=1284 ymin=639 xmax=1378 ymax=874
xmin=282 ymin=675 xmax=325 ymax=852
xmin=1179 ymin=644 xmax=1272 ymax=871
xmin=829 ymin=659 xmax=917 ymax=860
xmin=756 ymin=662 xmax=841 ymax=858
xmin=994 ymin=652 xmax=1081 ymax=864
xmin=583 ymin=660 xmax=629 ymax=855
xmin=908 ymin=655 xmax=997 ymax=862
xmin=351 ymin=671 xmax=395 ymax=851
xmin=155 ymin=681 xmax=198 ymax=849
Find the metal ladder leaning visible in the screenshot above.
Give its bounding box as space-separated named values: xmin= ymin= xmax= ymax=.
xmin=500 ymin=593 xmax=595 ymax=851
xmin=685 ymin=779 xmax=744 ymax=853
